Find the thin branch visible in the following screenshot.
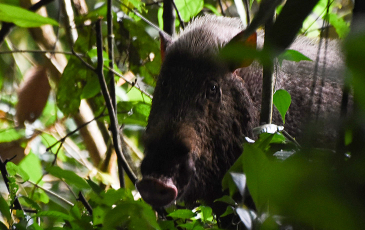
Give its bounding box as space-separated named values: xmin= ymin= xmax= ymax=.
xmin=71 ymin=47 xmax=96 ymax=71
xmin=51 ymin=141 xmax=64 ymax=165
xmin=77 ymin=192 xmax=93 ymax=215
xmin=218 ymin=0 xmax=225 ymax=16
xmin=107 ymin=0 xmax=116 ymax=111
xmin=106 ymin=66 xmax=153 ymax=99
xmin=107 ymin=0 xmax=125 ymax=188
xmin=27 ymin=180 xmax=74 ymax=206
xmin=116 ymin=0 xmax=171 ymax=38
xmin=0 ymin=50 xmax=84 ymax=56
xmin=171 ymin=0 xmax=185 ymax=29
xmin=0 ymin=0 xmax=55 ymax=47
xmin=95 ymin=18 xmax=137 ymax=184
xmin=46 ymin=110 xmax=105 ymax=151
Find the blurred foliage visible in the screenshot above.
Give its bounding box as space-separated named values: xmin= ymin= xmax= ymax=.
xmin=0 ymin=0 xmax=359 ymax=229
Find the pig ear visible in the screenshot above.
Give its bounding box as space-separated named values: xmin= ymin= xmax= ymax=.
xmin=220 ymin=31 xmax=257 ymax=71
xmin=160 ymin=31 xmax=173 ymax=61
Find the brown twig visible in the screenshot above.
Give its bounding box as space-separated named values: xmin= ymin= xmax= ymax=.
xmin=107 ymin=0 xmax=125 ymax=187
xmin=171 ymin=0 xmax=185 ymax=29
xmin=95 ymin=18 xmax=137 ymax=184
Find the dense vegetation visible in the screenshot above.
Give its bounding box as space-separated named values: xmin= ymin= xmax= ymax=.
xmin=0 ymin=0 xmax=363 ymax=229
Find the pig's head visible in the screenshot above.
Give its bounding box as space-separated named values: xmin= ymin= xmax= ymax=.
xmin=136 ymin=16 xmax=258 ymax=208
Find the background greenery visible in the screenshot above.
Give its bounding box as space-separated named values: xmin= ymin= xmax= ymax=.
xmin=0 ymin=0 xmax=362 ymax=229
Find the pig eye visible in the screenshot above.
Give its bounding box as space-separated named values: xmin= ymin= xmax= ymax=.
xmin=206 ymin=81 xmax=220 ymax=100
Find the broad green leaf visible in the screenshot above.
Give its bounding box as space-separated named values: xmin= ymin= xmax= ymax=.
xmin=198 ymin=206 xmax=213 ymax=222
xmin=118 ymin=18 xmax=160 ymax=87
xmin=177 ymin=222 xmax=196 ymax=230
xmin=0 ymin=128 xmax=24 ymax=142
xmin=0 ymin=222 xmax=9 ymax=230
xmin=6 ymin=162 xmax=29 ymax=181
xmin=0 ymin=4 xmax=58 ymax=27
xmin=241 ymin=143 xmax=271 ymax=212
xmin=33 ymin=189 xmax=49 ymax=204
xmin=168 ymin=209 xmax=195 ymax=220
xmin=102 ymin=200 xmax=160 ymax=230
xmin=47 ymin=166 xmax=90 ymax=189
xmin=214 ymin=195 xmax=236 ymax=206
xmin=35 ymin=211 xmax=73 ymax=221
xmin=278 ymin=49 xmax=312 ymax=66
xmin=158 ymin=220 xmax=177 ymax=230
xmin=220 ymin=206 xmax=234 ymax=217
xmin=125 ymin=87 xmax=153 ymax=103
xmin=57 ymin=57 xmax=96 ymax=115
xmin=273 ymin=89 xmax=291 ymax=124
xmin=93 ymin=206 xmax=108 ymax=226
xmin=325 ymin=13 xmax=350 ymax=39
xmin=18 ymin=196 xmax=41 ymax=211
xmin=89 ymin=188 xmax=133 ymax=207
xmin=19 ymin=152 xmax=42 ymax=184
xmin=0 ymin=195 xmax=11 ymax=222
xmin=117 ymin=101 xmax=151 ymax=126
xmin=203 ymin=4 xmax=221 ymax=16
xmin=175 ymin=0 xmax=204 ymax=22
xmin=70 ymin=205 xmax=82 ymax=220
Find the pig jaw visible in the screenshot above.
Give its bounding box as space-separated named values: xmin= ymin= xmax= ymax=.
xmin=136 ymin=177 xmax=178 ymax=207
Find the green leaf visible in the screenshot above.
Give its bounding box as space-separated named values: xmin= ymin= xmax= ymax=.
xmin=19 ymin=152 xmax=42 ymax=184
xmin=93 ymin=206 xmax=108 ymax=226
xmin=175 ymin=0 xmax=204 ymax=21
xmin=0 ymin=222 xmax=9 ymax=230
xmin=47 ymin=166 xmax=90 ymax=189
xmin=325 ymin=13 xmax=350 ymax=39
xmin=6 ymin=162 xmax=29 ymax=181
xmin=198 ymin=206 xmax=213 ymax=222
xmin=18 ymin=196 xmax=41 ymax=211
xmin=89 ymin=188 xmax=134 ymax=207
xmin=241 ymin=143 xmax=271 ymax=212
xmin=0 ymin=195 xmax=11 ymax=222
xmin=158 ymin=220 xmax=177 ymax=230
xmin=273 ymin=89 xmax=291 ymax=124
xmin=70 ymin=205 xmax=82 ymax=220
xmin=117 ymin=101 xmax=151 ymax=126
xmin=168 ymin=209 xmax=195 ymax=220
xmin=33 ymin=189 xmax=49 ymax=204
xmin=35 ymin=211 xmax=73 ymax=221
xmin=0 ymin=128 xmax=24 ymax=142
xmin=118 ymin=18 xmax=160 ymax=87
xmin=220 ymin=206 xmax=234 ymax=217
xmin=203 ymin=4 xmax=221 ymax=15
xmin=0 ymin=4 xmax=58 ymax=27
xmin=278 ymin=49 xmax=312 ymax=66
xmin=214 ymin=195 xmax=236 ymax=206
xmin=102 ymin=200 xmax=160 ymax=230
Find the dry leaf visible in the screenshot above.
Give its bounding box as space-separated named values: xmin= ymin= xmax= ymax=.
xmin=16 ymin=66 xmax=51 ymax=126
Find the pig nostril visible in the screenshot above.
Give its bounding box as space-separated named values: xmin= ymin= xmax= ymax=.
xmin=136 ymin=178 xmax=178 ymax=208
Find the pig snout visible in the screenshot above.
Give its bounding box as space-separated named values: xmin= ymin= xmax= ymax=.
xmin=136 ymin=177 xmax=178 ymax=207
